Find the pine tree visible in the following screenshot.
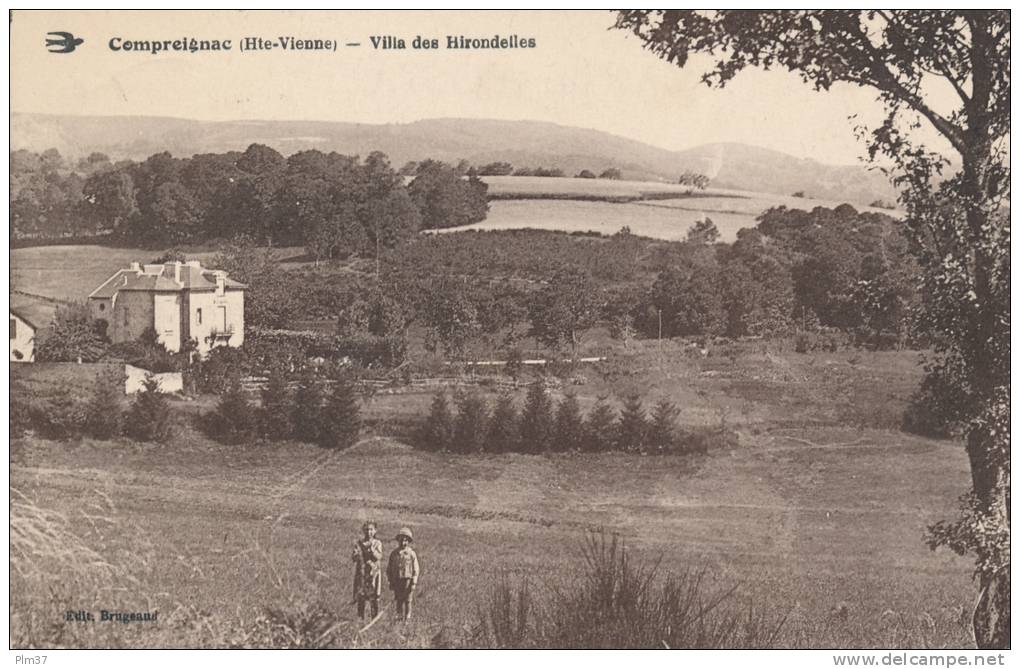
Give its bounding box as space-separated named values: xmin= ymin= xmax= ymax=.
xmin=583 ymin=395 xmax=617 ymax=452
xmin=124 ymin=374 xmax=172 ymax=442
xmin=420 ymin=391 xmax=455 ymax=451
xmin=260 ymin=363 xmax=292 ymax=441
xmin=519 ymin=380 xmax=554 ymax=454
xmin=319 ymin=371 xmax=361 ymax=450
xmin=487 ymin=392 xmax=519 ymax=453
xmin=453 ymin=392 xmax=489 ymax=454
xmin=553 ymin=392 xmax=584 ymax=452
xmin=207 ymin=375 xmax=256 ymax=444
xmin=291 ymin=369 xmax=325 ymax=444
xmin=85 ymin=365 xmax=124 ymax=440
xmin=648 ymin=399 xmax=680 ymax=454
xmin=616 ymin=395 xmax=648 ymax=453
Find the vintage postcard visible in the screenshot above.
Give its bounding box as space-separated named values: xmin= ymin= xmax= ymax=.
xmin=8 ymin=8 xmax=1010 ymax=659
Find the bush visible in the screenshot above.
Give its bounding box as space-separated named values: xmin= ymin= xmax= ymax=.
xmin=553 ymin=392 xmax=584 ymax=452
xmin=259 ymin=364 xmax=293 ymax=441
xmin=192 ymin=346 xmax=249 ymax=394
xmin=582 ymin=396 xmax=617 ymax=452
xmin=35 ymin=303 xmax=108 ymax=363
xmin=487 ymin=393 xmax=519 ymax=453
xmin=204 ymin=375 xmax=257 ymax=445
xmin=25 ymin=381 xmax=89 ymax=440
xmin=419 ymin=391 xmax=455 ymax=452
xmin=647 ymin=399 xmax=680 ymax=454
xmin=615 ymin=395 xmax=648 ymax=452
xmin=85 ymin=365 xmax=125 ymax=440
xmin=519 ymin=381 xmax=554 ymax=453
xmin=318 ymin=372 xmax=361 ymax=450
xmin=453 ymin=393 xmax=489 ymax=454
xmin=291 ymin=370 xmax=325 ymax=444
xmin=123 ymin=375 xmax=172 ymax=442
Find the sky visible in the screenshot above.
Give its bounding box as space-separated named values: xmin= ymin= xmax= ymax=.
xmin=10 ymin=10 xmax=956 ymax=166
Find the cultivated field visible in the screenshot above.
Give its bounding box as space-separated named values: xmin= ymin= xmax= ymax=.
xmin=459 ymin=199 xmax=752 ymax=242
xmin=11 ymin=344 xmax=976 ymax=648
xmin=450 ymin=177 xmax=902 ymax=242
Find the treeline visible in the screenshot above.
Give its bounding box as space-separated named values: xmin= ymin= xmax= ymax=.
xmin=10 ymin=146 xmax=489 ymax=249
xmin=415 ymin=384 xmax=734 ymax=455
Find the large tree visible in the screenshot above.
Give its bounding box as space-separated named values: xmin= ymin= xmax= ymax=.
xmin=615 ymin=10 xmax=1009 ymax=647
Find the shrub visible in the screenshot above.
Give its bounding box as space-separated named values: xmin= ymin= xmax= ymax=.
xmin=193 ymin=346 xmax=249 ymax=394
xmin=85 ymin=365 xmax=125 ymax=440
xmin=204 ymin=375 xmax=257 ymax=445
xmin=616 ymin=395 xmax=648 ymax=452
xmin=583 ymin=396 xmax=617 ymax=452
xmin=291 ymin=370 xmax=325 ymax=444
xmin=318 ymin=371 xmax=361 ymax=450
xmin=419 ymin=391 xmax=455 ymax=452
xmin=453 ymin=393 xmax=489 ymax=454
xmin=123 ymin=375 xmax=172 ymax=442
xmin=259 ymin=364 xmax=293 ymax=440
xmin=487 ymin=393 xmax=519 ymax=453
xmin=35 ymin=303 xmax=108 ymax=363
xmin=647 ymin=399 xmax=680 ymax=454
xmin=519 ymin=380 xmax=554 ymax=453
xmin=26 ymin=381 xmax=89 ymax=440
xmin=675 ymin=426 xmax=738 ymax=455
xmin=553 ymin=392 xmax=584 ymax=452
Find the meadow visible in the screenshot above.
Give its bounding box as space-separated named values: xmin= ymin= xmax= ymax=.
xmin=10 ymin=343 xmax=977 ymax=649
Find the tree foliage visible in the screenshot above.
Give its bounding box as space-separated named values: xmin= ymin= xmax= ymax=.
xmin=35 ymin=303 xmax=109 ymax=363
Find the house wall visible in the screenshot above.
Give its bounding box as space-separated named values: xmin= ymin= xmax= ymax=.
xmin=89 ymin=297 xmax=113 ymax=326
xmin=110 ymin=291 xmax=155 ymax=345
xmin=9 ymin=313 xmax=35 ymax=362
xmin=188 ymin=289 xmax=244 ymax=354
xmin=153 ymin=293 xmax=182 ymax=352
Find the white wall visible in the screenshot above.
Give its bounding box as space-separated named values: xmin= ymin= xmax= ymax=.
xmin=189 ymin=289 xmax=244 ymax=355
xmin=9 ymin=312 xmax=35 ymax=362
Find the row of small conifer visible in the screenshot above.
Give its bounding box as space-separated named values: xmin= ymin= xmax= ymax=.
xmin=202 ymin=365 xmax=361 ymax=449
xmin=416 ymin=382 xmax=711 ymax=455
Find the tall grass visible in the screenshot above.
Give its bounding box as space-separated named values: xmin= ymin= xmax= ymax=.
xmin=477 ymin=531 xmax=787 ymax=649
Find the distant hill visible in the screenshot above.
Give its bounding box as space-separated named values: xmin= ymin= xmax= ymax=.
xmin=11 ymin=113 xmax=897 ymax=205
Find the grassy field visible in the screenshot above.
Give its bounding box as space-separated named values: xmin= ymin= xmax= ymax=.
xmin=11 ymin=345 xmax=977 ymax=649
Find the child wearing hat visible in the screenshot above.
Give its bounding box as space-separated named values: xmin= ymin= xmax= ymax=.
xmin=386 ymin=527 xmax=420 ymax=622
xmin=351 ymin=521 xmax=383 ymax=620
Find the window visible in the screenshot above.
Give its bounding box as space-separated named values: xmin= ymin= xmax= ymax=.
xmin=217 ymin=306 xmax=227 ymax=331
xmin=10 ymin=318 xmax=15 ymax=340
xmin=99 ymin=303 xmax=106 ymax=312
xmin=196 ymin=308 xmax=202 ymax=325
xmin=124 ymin=307 xmax=129 ymax=326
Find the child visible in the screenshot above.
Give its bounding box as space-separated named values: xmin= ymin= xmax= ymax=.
xmin=351 ymin=521 xmax=383 ymax=620
xmin=386 ymin=527 xmax=420 ymax=622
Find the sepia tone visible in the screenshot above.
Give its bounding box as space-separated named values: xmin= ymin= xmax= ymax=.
xmin=9 ymin=10 xmax=1009 ymax=651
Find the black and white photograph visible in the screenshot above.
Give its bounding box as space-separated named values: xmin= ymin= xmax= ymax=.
xmin=7 ymin=9 xmax=1011 ymax=658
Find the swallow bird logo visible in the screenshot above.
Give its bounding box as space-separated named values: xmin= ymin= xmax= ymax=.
xmin=46 ymin=31 xmax=83 ymax=53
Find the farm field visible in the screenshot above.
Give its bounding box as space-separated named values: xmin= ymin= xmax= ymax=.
xmin=439 ymin=177 xmax=902 ymax=242
xmin=453 ymin=199 xmax=752 ymax=242
xmin=11 ymin=346 xmax=976 ymax=648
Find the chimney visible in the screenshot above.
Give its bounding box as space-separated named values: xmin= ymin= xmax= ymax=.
xmin=164 ymin=262 xmax=182 ymax=285
xmin=186 ymin=260 xmax=202 ymax=269
xmin=214 ymin=270 xmax=226 ymax=295
xmin=130 ymin=262 xmax=141 ymax=273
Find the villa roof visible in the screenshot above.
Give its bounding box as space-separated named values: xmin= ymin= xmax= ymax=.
xmin=88 ymin=262 xmax=246 ymax=299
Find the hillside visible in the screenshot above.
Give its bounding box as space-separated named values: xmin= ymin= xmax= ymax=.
xmin=11 ymin=113 xmax=897 ymax=205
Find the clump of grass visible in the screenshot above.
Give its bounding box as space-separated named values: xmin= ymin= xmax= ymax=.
xmin=477 ymin=530 xmax=787 ymax=649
